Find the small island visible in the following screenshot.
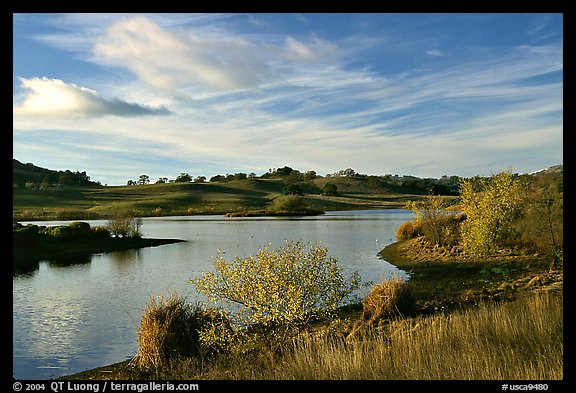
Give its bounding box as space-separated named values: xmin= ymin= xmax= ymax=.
xmin=224 ymin=194 xmax=325 ymax=217
xmin=13 ymin=220 xmax=185 ymax=274
xmin=224 ymin=209 xmax=324 ymax=217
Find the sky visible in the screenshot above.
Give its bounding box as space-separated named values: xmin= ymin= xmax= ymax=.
xmin=13 ymin=13 xmax=563 ymax=185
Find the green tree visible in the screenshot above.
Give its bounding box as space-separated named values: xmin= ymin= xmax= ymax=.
xmin=283 ymin=183 xmax=303 ymax=196
xmin=138 ymin=175 xmax=150 ymax=185
xmin=304 ymin=171 xmax=317 ymax=182
xmin=459 ymin=171 xmax=525 ymax=255
xmin=191 ymin=241 xmax=361 ymax=346
xmin=175 ymin=173 xmax=192 ymax=183
xmin=321 ymin=183 xmax=338 ymax=196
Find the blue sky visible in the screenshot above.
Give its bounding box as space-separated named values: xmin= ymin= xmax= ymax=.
xmin=13 ymin=13 xmax=563 ymax=185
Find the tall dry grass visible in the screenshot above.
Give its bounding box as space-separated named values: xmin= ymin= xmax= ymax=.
xmin=135 ymin=293 xmax=230 ymax=370
xmin=267 ymin=292 xmax=563 ymax=380
xmin=179 ymin=291 xmax=562 ymax=380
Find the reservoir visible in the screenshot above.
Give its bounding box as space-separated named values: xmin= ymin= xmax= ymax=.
xmin=13 ymin=209 xmax=413 ymax=379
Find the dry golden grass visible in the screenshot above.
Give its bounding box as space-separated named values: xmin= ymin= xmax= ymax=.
xmin=74 ymin=289 xmax=562 ymax=380
xmin=135 ymin=293 xmax=192 ymax=370
xmin=347 ymin=276 xmax=415 ymax=339
xmin=168 ymin=291 xmax=562 ymax=380
xmin=263 ymin=291 xmax=563 ymax=380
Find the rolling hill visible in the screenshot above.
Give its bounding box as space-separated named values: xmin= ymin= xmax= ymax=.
xmin=13 ymin=160 xmax=443 ymax=220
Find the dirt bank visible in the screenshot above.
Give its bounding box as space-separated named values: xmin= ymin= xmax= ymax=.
xmin=380 ymin=237 xmax=563 ymax=314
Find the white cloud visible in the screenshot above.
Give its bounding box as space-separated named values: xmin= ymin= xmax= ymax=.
xmin=91 ymin=16 xmax=344 ymax=96
xmin=92 ymin=16 xmax=272 ymax=94
xmin=282 ymin=36 xmax=340 ymax=63
xmin=13 ymin=77 xmax=170 ymax=117
xmin=425 ymin=49 xmax=444 ymax=57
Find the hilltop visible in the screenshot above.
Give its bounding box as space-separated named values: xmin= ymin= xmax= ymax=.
xmin=14 ymin=160 xmax=561 ymax=221
xmin=12 ymin=162 xmax=454 ymax=221
xmin=13 ymin=159 xmax=101 ymax=188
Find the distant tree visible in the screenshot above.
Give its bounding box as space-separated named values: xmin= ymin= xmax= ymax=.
xmin=210 ymin=175 xmax=225 ymax=182
xmin=106 ymin=211 xmax=143 ymax=238
xmin=175 ymin=173 xmax=192 ymax=183
xmin=41 ymin=176 xmax=52 ymax=189
xmin=248 ymin=172 xmax=257 ymax=179
xmin=283 ymin=183 xmax=304 ymax=196
xmin=138 ymin=175 xmax=150 ymax=185
xmin=304 ymin=171 xmax=317 ymax=182
xmin=76 ymin=171 xmax=91 ymax=185
xmin=59 ymin=170 xmax=77 ymax=186
xmin=127 ymin=180 xmax=136 ymax=186
xmin=286 ymin=171 xmax=301 ymax=184
xmin=321 ymin=183 xmax=338 ymax=196
xmin=277 ymin=166 xmax=294 ymax=176
xmin=156 ymin=177 xmax=168 ymax=184
xmin=234 ymin=173 xmax=247 ymax=180
xmin=428 ymin=183 xmax=451 ymax=196
xmin=194 ymin=176 xmax=206 ymax=183
xmin=336 ymin=168 xmax=356 ymax=177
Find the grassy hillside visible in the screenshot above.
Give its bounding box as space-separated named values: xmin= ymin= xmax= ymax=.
xmin=13 ymin=177 xmax=429 ymax=221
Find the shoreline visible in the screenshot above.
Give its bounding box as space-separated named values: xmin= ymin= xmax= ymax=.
xmin=379 ymin=238 xmax=563 ymax=313
xmin=52 ymin=238 xmax=563 ymax=380
xmin=13 ymin=237 xmax=186 ymax=274
xmin=13 ymin=206 xmax=396 ymax=222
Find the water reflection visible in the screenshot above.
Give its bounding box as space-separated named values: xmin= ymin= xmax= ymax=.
xmin=13 ymin=209 xmax=413 ymax=379
xmin=109 ymin=249 xmax=140 ymax=270
xmin=47 ymin=254 xmax=91 ymax=268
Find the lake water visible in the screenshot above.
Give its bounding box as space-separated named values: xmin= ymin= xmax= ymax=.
xmin=13 ymin=209 xmax=413 ymax=380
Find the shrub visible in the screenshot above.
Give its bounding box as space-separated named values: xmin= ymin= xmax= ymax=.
xmin=283 ymin=183 xmax=304 ymax=196
xmin=268 ymin=195 xmax=307 ymax=213
xmin=107 ymin=211 xmax=143 ymax=238
xmin=68 ymin=221 xmax=92 ymax=237
xmin=406 ymin=195 xmax=458 ymax=246
xmin=395 ymin=220 xmax=423 ymax=241
xmin=135 ymin=293 xmax=229 ymax=370
xmin=46 ymin=225 xmax=74 ymax=239
xmin=90 ymin=226 xmax=111 ymax=238
xmin=13 ymin=223 xmax=40 ymax=246
xmin=321 ymin=183 xmax=338 ymax=196
xmin=191 ymin=241 xmax=361 ymax=347
xmin=361 ymin=276 xmax=415 ymax=322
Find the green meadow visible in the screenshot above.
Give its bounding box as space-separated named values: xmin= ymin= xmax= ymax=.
xmin=13 ymin=177 xmax=428 ymax=221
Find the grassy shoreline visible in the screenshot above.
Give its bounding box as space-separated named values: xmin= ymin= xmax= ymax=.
xmin=13 ymin=178 xmax=430 ymax=222
xmin=13 ymin=237 xmax=185 ymax=274
xmin=59 ymin=238 xmax=562 ymax=380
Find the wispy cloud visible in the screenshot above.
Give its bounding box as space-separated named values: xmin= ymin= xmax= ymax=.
xmin=89 ymin=16 xmax=344 ymax=97
xmin=13 ymin=77 xmax=170 ymax=118
xmin=425 ymin=49 xmax=444 ymax=57
xmin=13 ymin=14 xmax=563 ymax=183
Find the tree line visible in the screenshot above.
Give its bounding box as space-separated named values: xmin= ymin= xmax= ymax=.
xmin=124 ymin=165 xmax=463 ymax=196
